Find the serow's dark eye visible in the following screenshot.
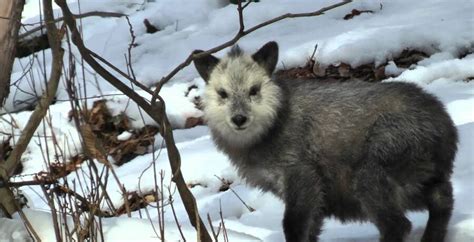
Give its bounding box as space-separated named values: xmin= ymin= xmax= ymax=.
xmin=217 ymin=89 xmax=228 ymax=99
xmin=249 ymin=85 xmax=260 ymax=97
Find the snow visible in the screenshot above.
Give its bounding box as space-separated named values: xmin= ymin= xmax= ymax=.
xmin=384 ymin=61 xmax=404 ymax=76
xmin=1 ymin=0 xmax=474 ymax=241
xmin=117 ymin=131 xmax=133 ymax=141
xmin=389 ymin=56 xmax=474 ymax=85
xmin=0 ymin=217 xmax=31 ymax=242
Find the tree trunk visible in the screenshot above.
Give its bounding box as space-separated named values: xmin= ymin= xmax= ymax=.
xmin=0 ymin=0 xmax=25 ymax=107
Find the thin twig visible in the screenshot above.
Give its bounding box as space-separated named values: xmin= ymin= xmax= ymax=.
xmin=89 ymin=51 xmax=153 ymax=95
xmin=242 ymin=1 xmax=252 ymax=10
xmin=219 ymin=201 xmax=229 ymax=242
xmin=8 ymin=188 xmax=41 ymax=241
xmin=53 ymin=1 xmax=353 ymax=241
xmin=310 ymin=44 xmax=318 ymax=60
xmin=125 ymin=16 xmax=138 ymax=82
xmin=237 ymin=0 xmax=245 ymax=33
xmin=51 ymin=185 xmax=114 ymax=217
xmin=207 ymin=213 xmax=219 ymax=242
xmin=0 ymin=0 xmax=65 ymax=216
xmin=41 ymin=184 xmax=63 ymax=242
xmin=18 ymin=11 xmax=126 ymax=39
xmin=152 ymin=0 xmax=352 ymax=96
xmin=168 ymin=185 xmax=186 ymax=242
xmin=215 ymin=175 xmax=254 ymax=212
xmin=56 ymin=1 xmax=212 ymax=239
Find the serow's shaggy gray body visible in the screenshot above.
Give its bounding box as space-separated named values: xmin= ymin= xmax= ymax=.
xmin=193 ymin=42 xmax=457 ymax=242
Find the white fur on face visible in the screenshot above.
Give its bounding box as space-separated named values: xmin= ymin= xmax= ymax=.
xmin=203 ymin=54 xmax=282 ymax=147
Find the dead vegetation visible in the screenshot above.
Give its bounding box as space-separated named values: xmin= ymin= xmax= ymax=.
xmin=0 ymin=137 xmax=22 ymax=175
xmin=276 ymin=49 xmax=430 ymax=82
xmin=343 ymin=8 xmax=375 ymax=20
xmin=69 ymin=100 xmax=159 ymax=166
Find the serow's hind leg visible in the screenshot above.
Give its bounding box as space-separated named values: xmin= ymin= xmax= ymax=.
xmin=421 ymin=180 xmax=453 ymax=242
xmin=354 ymin=164 xmax=412 ymax=242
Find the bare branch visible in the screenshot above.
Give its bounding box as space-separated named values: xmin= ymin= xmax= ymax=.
xmin=0 ymin=0 xmax=64 ymax=217
xmin=237 ymin=0 xmax=245 ymax=33
xmin=31 ymin=1 xmax=354 ymax=240
xmin=168 ymin=185 xmax=186 ymax=242
xmin=1 ymin=0 xmax=64 ymax=177
xmin=152 ymin=0 xmax=352 ymax=95
xmin=88 ymin=51 xmax=153 ymax=95
xmin=0 ymin=0 xmax=25 ymax=106
xmin=242 ymin=1 xmax=252 ymax=10
xmin=243 ymin=0 xmax=351 ymax=35
xmin=215 ymin=175 xmax=254 ymax=212
xmin=51 ymin=185 xmax=114 ymax=217
xmin=207 ymin=213 xmax=219 ymax=242
xmin=54 ymin=0 xmax=153 ymax=116
xmin=54 ymin=0 xmax=212 ymax=240
xmin=18 ymin=11 xmax=126 ymax=39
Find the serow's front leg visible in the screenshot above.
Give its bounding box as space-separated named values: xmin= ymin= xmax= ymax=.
xmin=283 ymin=171 xmax=323 ymax=242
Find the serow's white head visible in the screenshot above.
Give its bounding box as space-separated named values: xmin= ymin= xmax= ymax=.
xmin=193 ymin=41 xmax=282 ymax=147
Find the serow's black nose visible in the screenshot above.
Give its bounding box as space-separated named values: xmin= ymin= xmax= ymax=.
xmin=231 ymin=115 xmax=247 ymax=127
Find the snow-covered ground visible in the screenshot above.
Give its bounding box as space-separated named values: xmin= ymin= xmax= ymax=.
xmin=1 ymin=0 xmax=473 ymax=241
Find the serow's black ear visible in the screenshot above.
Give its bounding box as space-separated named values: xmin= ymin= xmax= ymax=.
xmin=251 ymin=41 xmax=278 ymax=75
xmin=193 ymin=50 xmax=219 ymax=83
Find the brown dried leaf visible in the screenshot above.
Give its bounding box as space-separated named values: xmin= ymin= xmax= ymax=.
xmin=49 ymin=155 xmax=87 ymax=178
xmin=111 ymin=113 xmax=130 ymax=131
xmin=143 ymin=19 xmax=160 ymax=34
xmin=312 ymin=62 xmax=327 ymax=77
xmin=337 ymin=63 xmax=351 ymax=77
xmin=394 ymin=49 xmax=428 ymax=68
xmin=134 ymin=145 xmax=148 ymax=155
xmin=343 ymin=9 xmax=374 ymax=20
xmin=185 ymin=117 xmax=204 ymax=129
xmin=374 ymin=65 xmax=386 ymax=81
xmin=116 ymin=191 xmax=158 ymax=215
xmin=0 ymin=136 xmax=12 ymax=161
xmin=144 ymin=194 xmax=156 ymax=203
xmin=80 ymin=124 xmax=108 ymax=164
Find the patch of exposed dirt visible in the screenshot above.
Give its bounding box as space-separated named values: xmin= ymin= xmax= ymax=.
xmin=275 ymin=49 xmax=429 ymax=82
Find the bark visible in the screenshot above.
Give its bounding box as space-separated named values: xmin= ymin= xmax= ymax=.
xmin=0 ymin=0 xmax=25 ymax=107
xmin=0 ymin=0 xmax=64 ymax=217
